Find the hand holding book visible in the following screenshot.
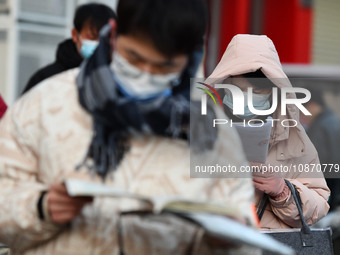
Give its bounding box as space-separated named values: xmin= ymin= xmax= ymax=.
xmin=64 ymin=178 xmax=294 ymax=255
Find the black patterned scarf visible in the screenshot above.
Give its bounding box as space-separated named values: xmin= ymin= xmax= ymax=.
xmin=76 ymin=24 xmax=216 ymax=180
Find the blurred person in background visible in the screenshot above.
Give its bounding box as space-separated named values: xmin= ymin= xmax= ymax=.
xmin=298 ymin=88 xmax=340 ymax=211
xmin=0 ymin=94 xmax=7 ymax=119
xmin=300 ymin=88 xmax=340 ymax=255
xmin=0 ymin=0 xmax=257 ymax=254
xmin=207 ymin=34 xmax=330 ymax=229
xmin=22 ymin=3 xmax=116 ymax=94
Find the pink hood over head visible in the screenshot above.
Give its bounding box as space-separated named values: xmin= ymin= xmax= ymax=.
xmin=207 ymin=34 xmax=289 ymax=87
xmin=207 ymin=34 xmax=305 ymax=158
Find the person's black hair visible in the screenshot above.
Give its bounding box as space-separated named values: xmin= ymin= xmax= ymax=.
xmin=116 ymin=0 xmax=208 ymax=57
xmin=74 ymin=3 xmax=116 ymax=34
xmin=296 ymin=87 xmax=326 ymax=107
xmin=242 ymin=69 xmax=276 ymax=91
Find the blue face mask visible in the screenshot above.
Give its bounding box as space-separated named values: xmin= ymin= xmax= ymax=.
xmin=80 ymin=39 xmax=99 ymax=59
xmin=111 ymin=52 xmax=181 ymax=102
xmin=223 ymin=91 xmax=271 ymax=119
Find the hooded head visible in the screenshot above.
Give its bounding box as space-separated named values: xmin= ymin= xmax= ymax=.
xmin=207 ymin=34 xmax=305 ymax=151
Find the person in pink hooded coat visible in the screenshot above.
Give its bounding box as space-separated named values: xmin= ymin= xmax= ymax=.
xmin=207 ymin=34 xmax=330 ymax=229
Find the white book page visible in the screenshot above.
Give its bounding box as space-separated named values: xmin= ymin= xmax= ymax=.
xmin=185 ymin=212 xmax=294 ymax=255
xmin=64 ymin=179 xmax=200 ymax=213
xmin=64 ymin=179 xmax=293 ymax=253
xmin=64 ymin=178 xmax=150 ymax=202
xmin=64 ymin=179 xmax=238 ymax=216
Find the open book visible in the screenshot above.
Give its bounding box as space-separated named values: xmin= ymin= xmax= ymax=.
xmin=64 ymin=178 xmax=238 ymax=216
xmin=234 ymin=117 xmax=272 ymax=163
xmin=65 ymin=178 xmax=294 ymax=255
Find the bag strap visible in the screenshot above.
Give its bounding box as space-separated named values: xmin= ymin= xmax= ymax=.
xmin=284 ymin=179 xmax=311 ymax=234
xmin=257 ymin=194 xmax=269 ymax=221
xmin=117 ymin=212 xmax=126 ymax=255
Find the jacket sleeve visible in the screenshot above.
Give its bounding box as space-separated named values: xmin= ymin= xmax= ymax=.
xmin=269 ymin=160 xmax=330 ymax=228
xmin=0 ymin=92 xmax=62 ymax=252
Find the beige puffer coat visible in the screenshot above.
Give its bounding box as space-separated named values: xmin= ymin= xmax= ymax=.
xmin=207 ymin=34 xmax=330 ymax=229
xmin=0 ymin=68 xmax=256 ymax=254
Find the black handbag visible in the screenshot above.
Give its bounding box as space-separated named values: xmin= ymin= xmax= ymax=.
xmin=261 ymin=179 xmax=334 ymax=255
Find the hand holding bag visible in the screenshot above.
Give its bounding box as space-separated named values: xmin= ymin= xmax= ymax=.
xmin=262 ymin=179 xmax=334 ymax=255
